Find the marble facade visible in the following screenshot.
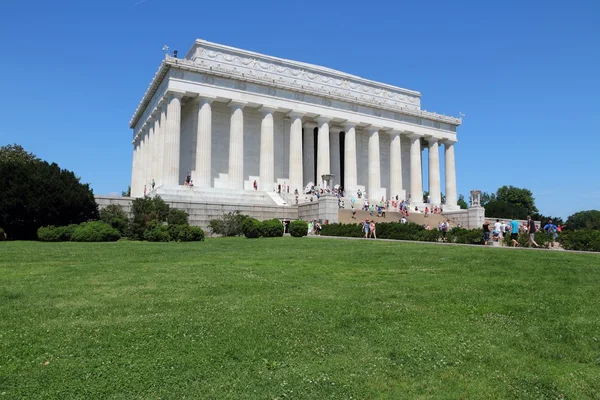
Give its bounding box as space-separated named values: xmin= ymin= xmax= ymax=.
xmin=130 ymin=39 xmax=461 ymax=208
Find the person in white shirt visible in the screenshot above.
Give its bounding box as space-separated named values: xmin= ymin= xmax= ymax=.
xmin=493 ymin=219 xmax=503 ymax=239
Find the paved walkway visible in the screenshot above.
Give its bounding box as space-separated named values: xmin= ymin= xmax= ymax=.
xmin=307 ymin=234 xmax=599 ymax=255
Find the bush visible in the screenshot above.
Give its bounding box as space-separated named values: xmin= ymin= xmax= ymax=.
xmin=0 ymin=227 xmax=5 ymax=241
xmin=448 ymin=228 xmax=485 ymax=245
xmin=289 ymin=220 xmax=308 ymax=237
xmin=143 ymin=221 xmax=170 ymax=242
xmin=37 ymin=224 xmax=78 ymax=242
xmin=130 ymin=196 xmax=170 ymax=240
xmin=167 ymin=208 xmax=189 ymax=226
xmin=559 ymin=230 xmax=600 ymax=252
xmin=0 ymin=144 xmax=99 ymax=240
xmin=100 ymin=204 xmax=129 ymax=236
xmin=566 ymin=210 xmax=600 ymax=231
xmin=208 ymin=211 xmax=248 ymax=236
xmin=71 ymin=221 xmax=121 ymax=242
xmin=261 ymin=219 xmax=284 ymax=238
xmin=180 ymin=226 xmax=205 ymax=242
xmin=242 ymin=218 xmax=261 ymax=239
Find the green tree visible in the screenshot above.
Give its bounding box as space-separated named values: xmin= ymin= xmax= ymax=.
xmin=100 ymin=204 xmax=130 ymax=236
xmin=167 ymin=208 xmax=189 ymax=226
xmin=130 ymin=196 xmax=170 ymax=240
xmin=122 ymin=185 xmax=131 ymax=197
xmin=0 ymin=144 xmax=99 ymax=240
xmin=566 ymin=210 xmax=600 ymax=230
xmin=484 ymin=200 xmax=528 ymax=220
xmin=496 ymin=185 xmax=538 ymax=214
xmin=531 ymin=213 xmax=564 ymax=227
xmin=457 ymin=194 xmax=468 ymax=210
xmin=479 ymin=192 xmax=496 ymax=206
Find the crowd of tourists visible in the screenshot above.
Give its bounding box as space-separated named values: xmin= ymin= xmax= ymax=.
xmin=483 ymin=216 xmax=561 ymax=248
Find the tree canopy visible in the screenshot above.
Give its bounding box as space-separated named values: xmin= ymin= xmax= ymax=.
xmin=566 ymin=210 xmax=600 ymax=230
xmin=0 ymin=144 xmax=99 ymax=239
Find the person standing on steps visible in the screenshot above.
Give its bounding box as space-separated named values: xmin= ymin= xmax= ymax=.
xmin=151 ymin=179 xmax=155 ymax=191
xmin=527 ymin=215 xmax=540 ymax=247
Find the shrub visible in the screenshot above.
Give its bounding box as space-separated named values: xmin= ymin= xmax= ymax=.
xmin=167 ymin=208 xmax=189 ymax=226
xmin=417 ymin=229 xmax=442 ymax=242
xmin=100 ymin=204 xmax=129 ymax=236
xmin=167 ymin=224 xmax=185 ymax=241
xmin=242 ymin=218 xmax=261 ymax=239
xmin=130 ymin=196 xmax=170 ymax=240
xmin=559 ymin=230 xmax=600 ymax=252
xmin=37 ymin=224 xmax=77 ymax=242
xmin=179 ymin=226 xmax=205 ymax=242
xmin=289 ymin=220 xmax=308 ymax=237
xmin=566 ymin=210 xmax=600 ymax=231
xmin=448 ymin=228 xmax=485 ymax=245
xmin=0 ymin=227 xmax=5 ymax=241
xmin=261 ymin=219 xmax=284 ymax=238
xmin=208 ymin=211 xmax=248 ymax=236
xmin=71 ymin=221 xmax=121 ymax=242
xmin=143 ymin=221 xmax=170 ymax=242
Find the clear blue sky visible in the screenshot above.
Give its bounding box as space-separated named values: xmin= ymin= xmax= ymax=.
xmin=1 ymin=0 xmax=598 ymax=218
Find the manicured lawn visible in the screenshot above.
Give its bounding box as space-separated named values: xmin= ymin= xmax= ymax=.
xmin=1 ymin=238 xmax=599 ymax=399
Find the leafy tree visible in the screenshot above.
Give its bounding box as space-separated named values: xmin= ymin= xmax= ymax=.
xmin=457 ymin=194 xmax=468 ymax=210
xmin=0 ymin=144 xmax=39 ymax=163
xmin=496 ymin=185 xmax=538 ymax=214
xmin=566 ymin=210 xmax=600 ymax=230
xmin=100 ymin=204 xmax=130 ymax=236
xmin=122 ymin=185 xmax=131 ymax=197
xmin=479 ymin=192 xmax=496 ymax=206
xmin=167 ymin=208 xmax=189 ymax=226
xmin=130 ymin=196 xmax=169 ymax=240
xmin=0 ymin=144 xmax=99 ymax=240
xmin=531 ymin=213 xmax=564 ymax=227
xmin=422 ymin=191 xmax=429 ymax=202
xmin=484 ymin=200 xmax=528 ymax=220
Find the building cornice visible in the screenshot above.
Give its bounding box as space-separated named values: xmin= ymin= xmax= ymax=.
xmin=130 ymin=39 xmax=462 ymax=129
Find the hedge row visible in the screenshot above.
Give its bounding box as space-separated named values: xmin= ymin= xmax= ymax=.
xmin=38 ymin=221 xmax=121 ymax=242
xmin=321 ymin=222 xmax=485 ymax=244
xmin=559 ymin=230 xmax=600 ymax=252
xmin=289 ymin=220 xmax=308 ymax=237
xmin=502 ymin=231 xmax=551 ymax=248
xmin=143 ymin=221 xmax=205 ymax=242
xmin=37 ymin=220 xmax=204 ymax=243
xmin=241 ymin=218 xmax=284 ymax=239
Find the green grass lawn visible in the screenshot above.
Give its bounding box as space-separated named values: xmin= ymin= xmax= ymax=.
xmin=1 ymin=238 xmax=599 ymax=399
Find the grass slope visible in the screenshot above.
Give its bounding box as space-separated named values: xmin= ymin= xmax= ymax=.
xmin=1 ymin=238 xmax=599 ymax=399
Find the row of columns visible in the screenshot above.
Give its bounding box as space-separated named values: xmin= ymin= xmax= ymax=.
xmin=132 ymin=93 xmax=457 ymax=206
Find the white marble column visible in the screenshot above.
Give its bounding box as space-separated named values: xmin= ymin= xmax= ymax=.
xmin=408 ymin=134 xmax=423 ymax=204
xmin=316 ymin=117 xmax=330 ymax=188
xmin=228 ymin=101 xmax=245 ymax=190
xmin=151 ymin=113 xmax=160 ymax=188
xmin=368 ymin=127 xmax=381 ymax=201
xmin=444 ymin=140 xmax=457 ymax=207
xmin=156 ymin=102 xmax=166 ymax=187
xmin=164 ymin=92 xmax=183 ymax=186
xmin=140 ymin=128 xmax=148 ymax=194
xmin=195 ymin=97 xmax=213 ymax=188
xmin=288 ymin=111 xmax=304 ymax=192
xmin=343 ymin=122 xmax=358 ymax=194
xmin=148 ymin=121 xmax=155 ymax=189
xmin=259 ymin=107 xmax=276 ymax=192
xmin=428 ymin=138 xmax=441 ymax=205
xmin=303 ymin=122 xmax=317 ymax=186
xmin=329 ymin=127 xmax=341 ymax=188
xmin=389 ymin=131 xmax=403 ymax=200
xmin=131 ymin=139 xmax=138 ymax=197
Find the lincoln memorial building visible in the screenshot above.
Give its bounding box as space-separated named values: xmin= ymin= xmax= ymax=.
xmin=129 ymin=39 xmax=462 ymax=210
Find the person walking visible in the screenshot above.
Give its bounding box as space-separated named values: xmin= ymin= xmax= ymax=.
xmin=369 ymin=220 xmax=377 ymax=239
xmin=483 ymin=220 xmax=491 ymax=245
xmin=527 ymin=216 xmax=540 ymax=247
xmin=363 ymin=220 xmax=370 ymax=238
xmin=510 ymin=218 xmax=520 ymax=247
xmin=544 ymin=219 xmax=558 ymax=248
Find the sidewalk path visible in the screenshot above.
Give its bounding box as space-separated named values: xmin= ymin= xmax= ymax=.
xmin=307 ymin=235 xmax=599 ymax=255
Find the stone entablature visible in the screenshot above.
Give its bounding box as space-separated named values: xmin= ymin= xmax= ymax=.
xmin=130 ymin=40 xmax=461 ymax=131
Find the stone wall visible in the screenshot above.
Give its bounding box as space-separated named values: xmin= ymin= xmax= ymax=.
xmin=443 ymin=207 xmax=485 ymax=229
xmin=95 ymin=195 xmax=341 ymax=231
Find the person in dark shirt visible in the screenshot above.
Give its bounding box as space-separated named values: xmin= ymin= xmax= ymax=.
xmin=527 ymin=215 xmax=540 ymax=247
xmin=483 ymin=220 xmax=491 ymax=245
